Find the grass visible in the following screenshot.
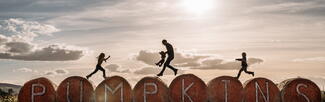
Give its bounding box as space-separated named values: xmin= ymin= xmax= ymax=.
xmin=0 ymin=95 xmax=18 ymax=102
xmin=322 ymin=91 xmax=325 ymax=102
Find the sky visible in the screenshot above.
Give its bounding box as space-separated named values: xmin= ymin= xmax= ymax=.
xmin=0 ymin=0 xmax=324 ymax=90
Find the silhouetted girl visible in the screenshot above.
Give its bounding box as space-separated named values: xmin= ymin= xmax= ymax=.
xmin=86 ymin=53 xmax=110 ymax=79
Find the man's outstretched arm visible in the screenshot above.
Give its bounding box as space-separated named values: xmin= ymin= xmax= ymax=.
xmin=236 ymin=58 xmax=243 ymax=61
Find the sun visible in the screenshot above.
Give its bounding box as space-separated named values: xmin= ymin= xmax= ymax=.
xmin=181 ymin=0 xmax=215 ymax=14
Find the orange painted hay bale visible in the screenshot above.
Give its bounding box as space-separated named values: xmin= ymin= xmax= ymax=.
xmin=95 ymin=76 xmax=132 ymax=102
xmin=243 ymin=77 xmax=280 ymax=102
xmin=207 ymin=76 xmax=244 ymax=102
xmin=278 ymin=78 xmax=321 ymax=102
xmin=169 ymin=74 xmax=208 ymax=102
xmin=133 ymin=77 xmax=169 ymax=102
xmin=56 ymin=76 xmax=94 ymax=102
xmin=18 ymin=77 xmax=56 ymax=102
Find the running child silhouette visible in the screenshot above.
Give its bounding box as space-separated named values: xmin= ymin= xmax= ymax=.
xmin=86 ymin=53 xmax=110 ymax=79
xmin=235 ymin=52 xmax=254 ymax=79
xmin=155 ymin=51 xmax=166 ymax=67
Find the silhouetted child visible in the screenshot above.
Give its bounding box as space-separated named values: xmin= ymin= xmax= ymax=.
xmin=86 ymin=53 xmax=110 ymax=79
xmin=155 ymin=51 xmax=166 ymax=67
xmin=235 ymin=52 xmax=254 ymax=79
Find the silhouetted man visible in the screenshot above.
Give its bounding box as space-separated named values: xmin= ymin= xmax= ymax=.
xmin=86 ymin=53 xmax=110 ymax=79
xmin=236 ymin=52 xmax=254 ymax=79
xmin=157 ymin=39 xmax=178 ymax=76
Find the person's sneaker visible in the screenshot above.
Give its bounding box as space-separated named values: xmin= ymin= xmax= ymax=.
xmin=252 ymin=72 xmax=255 ymax=77
xmin=235 ymin=76 xmax=239 ymax=79
xmin=157 ymin=73 xmax=163 ymax=76
xmin=174 ymin=69 xmax=178 ymax=76
xmin=86 ymin=76 xmax=90 ymax=79
xmin=103 ymin=76 xmax=108 ymax=79
xmin=155 ymin=63 xmax=159 ymax=66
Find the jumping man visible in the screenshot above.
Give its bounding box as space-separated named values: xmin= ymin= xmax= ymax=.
xmin=157 ymin=39 xmax=178 ymax=76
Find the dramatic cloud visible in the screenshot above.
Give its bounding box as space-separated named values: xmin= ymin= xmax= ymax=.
xmin=0 ymin=18 xmax=86 ymax=61
xmin=0 ymin=18 xmax=59 ymax=41
xmin=135 ymin=50 xmax=263 ymax=70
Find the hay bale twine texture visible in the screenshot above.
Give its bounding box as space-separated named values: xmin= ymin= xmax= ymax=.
xmin=243 ymin=77 xmax=280 ymax=102
xmin=278 ymin=78 xmax=321 ymax=102
xmin=133 ymin=77 xmax=169 ymax=102
xmin=18 ymin=77 xmax=56 ymax=102
xmin=169 ymin=74 xmax=208 ymax=102
xmin=56 ymin=76 xmax=94 ymax=102
xmin=207 ymin=76 xmax=244 ymax=102
xmin=95 ymin=76 xmax=132 ymax=102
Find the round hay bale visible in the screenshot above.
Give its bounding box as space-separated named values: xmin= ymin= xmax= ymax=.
xmin=18 ymin=77 xmax=56 ymax=102
xmin=95 ymin=76 xmax=132 ymax=102
xmin=56 ymin=76 xmax=94 ymax=102
xmin=169 ymin=74 xmax=208 ymax=102
xmin=207 ymin=76 xmax=244 ymax=102
xmin=133 ymin=77 xmax=169 ymax=102
xmin=243 ymin=77 xmax=280 ymax=102
xmin=278 ymin=78 xmax=321 ymax=102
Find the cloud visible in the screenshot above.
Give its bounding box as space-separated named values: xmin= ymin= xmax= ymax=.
xmin=45 ymin=69 xmax=69 ymax=76
xmin=135 ymin=50 xmax=208 ymax=67
xmin=292 ymin=57 xmax=325 ymax=62
xmin=104 ymin=63 xmax=183 ymax=75
xmin=55 ymin=69 xmax=69 ymax=74
xmin=13 ymin=67 xmax=33 ymax=73
xmin=135 ymin=50 xmax=263 ymax=70
xmin=105 ymin=64 xmax=130 ymax=73
xmin=248 ymin=58 xmax=264 ymax=64
xmin=13 ymin=67 xmax=39 ymax=75
xmin=191 ymin=58 xmax=263 ymax=70
xmin=0 ymin=44 xmax=85 ymax=61
xmin=5 ymin=41 xmax=34 ymax=53
xmin=0 ymin=18 xmax=86 ymax=61
xmin=0 ymin=0 xmax=118 ymax=13
xmin=133 ymin=67 xmax=184 ymax=75
xmin=246 ymin=0 xmax=325 ymax=16
xmin=0 ymin=18 xmax=59 ymax=41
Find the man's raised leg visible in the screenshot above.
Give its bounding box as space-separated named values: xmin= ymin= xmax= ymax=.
xmin=167 ymin=65 xmax=178 ymax=75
